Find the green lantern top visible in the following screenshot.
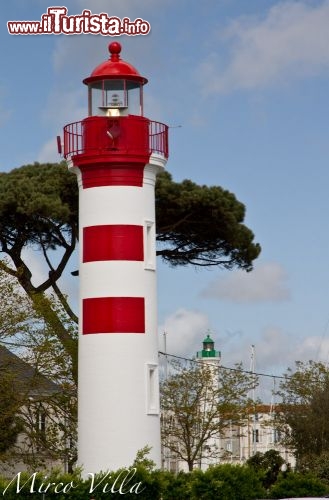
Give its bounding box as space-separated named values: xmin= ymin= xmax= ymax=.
xmin=196 ymin=333 xmax=221 ymax=359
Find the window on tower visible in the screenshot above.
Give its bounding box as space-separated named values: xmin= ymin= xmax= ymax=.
xmin=146 ymin=363 xmax=159 ymax=415
xmin=144 ymin=220 xmax=155 ymax=270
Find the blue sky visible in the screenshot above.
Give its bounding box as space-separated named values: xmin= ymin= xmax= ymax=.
xmin=2 ymin=0 xmax=329 ymax=393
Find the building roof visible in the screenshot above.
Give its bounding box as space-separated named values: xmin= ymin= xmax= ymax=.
xmin=83 ymin=42 xmax=148 ymax=86
xmin=0 ymin=345 xmax=61 ymax=398
xmin=247 ymin=403 xmax=285 ymax=414
xmin=203 ymin=333 xmax=215 ymax=344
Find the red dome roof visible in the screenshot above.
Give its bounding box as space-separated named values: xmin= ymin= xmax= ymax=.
xmin=83 ymin=42 xmax=148 ymax=85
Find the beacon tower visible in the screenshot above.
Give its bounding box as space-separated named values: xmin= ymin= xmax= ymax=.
xmin=62 ymin=42 xmax=168 ymax=473
xmin=196 ymin=333 xmax=221 ymax=470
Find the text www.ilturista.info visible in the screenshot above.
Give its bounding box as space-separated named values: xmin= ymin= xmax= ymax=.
xmin=7 ymin=7 xmax=151 ymax=36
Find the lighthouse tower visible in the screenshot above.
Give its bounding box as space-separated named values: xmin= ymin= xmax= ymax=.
xmin=62 ymin=42 xmax=168 ymax=473
xmin=196 ymin=333 xmax=221 ymax=470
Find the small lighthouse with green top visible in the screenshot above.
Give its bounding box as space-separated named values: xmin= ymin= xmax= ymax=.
xmin=196 ymin=333 xmax=221 ymax=360
xmin=195 ymin=333 xmax=221 ymax=470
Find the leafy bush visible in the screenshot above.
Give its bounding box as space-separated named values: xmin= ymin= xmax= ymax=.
xmin=190 ymin=464 xmax=266 ymax=500
xmin=5 ymin=464 xmax=328 ymax=499
xmin=246 ymin=449 xmax=285 ymax=489
xmin=299 ymin=451 xmax=329 ymax=484
xmin=0 ymin=467 xmax=162 ymax=500
xmin=269 ymin=470 xmax=329 ymax=498
xmin=160 ymin=470 xmax=195 ymax=500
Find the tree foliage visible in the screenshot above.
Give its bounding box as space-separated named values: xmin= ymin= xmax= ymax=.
xmin=269 ymin=470 xmax=329 ymax=498
xmin=0 ymin=262 xmax=38 ymax=340
xmin=299 ymin=451 xmax=329 ymax=485
xmin=191 ymin=464 xmax=266 ymax=500
xmin=275 ymin=360 xmax=329 ymax=464
xmin=0 ymin=162 xmax=78 ymax=379
xmin=0 ymin=268 xmax=77 ymax=471
xmin=0 ymin=370 xmax=24 ymax=454
xmin=161 ymin=360 xmax=257 ymax=471
xmin=155 ymin=172 xmax=261 ymax=269
xmin=246 ymin=449 xmax=285 ymax=489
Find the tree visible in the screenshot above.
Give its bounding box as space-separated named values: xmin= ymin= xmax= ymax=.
xmin=0 ymin=369 xmax=24 ymax=454
xmin=269 ymin=470 xmax=329 ymax=499
xmin=13 ymin=318 xmax=78 ymax=472
xmin=0 ymin=162 xmax=261 ymax=382
xmin=275 ymin=361 xmax=329 ymax=465
xmin=299 ymin=451 xmax=329 ymax=485
xmin=155 ymin=172 xmax=261 ymax=269
xmin=160 ymin=360 xmax=257 ymax=471
xmin=191 ymin=464 xmax=266 ymax=500
xmin=0 ymin=162 xmax=78 ymax=380
xmin=0 ymin=268 xmax=77 ymax=471
xmin=246 ymin=449 xmax=286 ymax=489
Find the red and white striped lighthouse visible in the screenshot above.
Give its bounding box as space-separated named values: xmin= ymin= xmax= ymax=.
xmin=62 ymin=42 xmax=168 ymax=473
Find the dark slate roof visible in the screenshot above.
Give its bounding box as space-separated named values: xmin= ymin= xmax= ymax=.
xmin=0 ymin=345 xmax=61 ymax=398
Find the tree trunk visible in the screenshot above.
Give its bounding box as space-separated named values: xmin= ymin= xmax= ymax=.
xmin=29 ymin=291 xmax=78 ymax=384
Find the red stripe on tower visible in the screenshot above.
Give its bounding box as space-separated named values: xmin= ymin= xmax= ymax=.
xmin=79 ymin=163 xmax=146 ymax=189
xmin=82 ymin=297 xmax=145 ymax=334
xmin=83 ymin=225 xmax=144 ymax=262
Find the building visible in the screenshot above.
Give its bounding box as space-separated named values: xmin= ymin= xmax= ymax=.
xmin=161 ymin=335 xmax=295 ymax=471
xmin=0 ymin=345 xmax=74 ymax=476
xmin=221 ymin=403 xmax=295 ymax=468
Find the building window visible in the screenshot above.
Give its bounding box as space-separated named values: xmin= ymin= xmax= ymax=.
xmin=35 ymin=405 xmax=46 ymax=434
xmin=273 ymin=429 xmax=281 ymax=443
xmin=252 ymin=429 xmax=259 ymax=443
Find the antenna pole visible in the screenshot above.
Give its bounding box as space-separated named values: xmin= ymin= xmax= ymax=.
xmin=250 ymin=345 xmax=257 ymax=455
xmin=163 ymin=331 xmax=168 ymax=380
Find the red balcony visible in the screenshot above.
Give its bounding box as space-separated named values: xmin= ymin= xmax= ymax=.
xmin=63 ymin=116 xmax=168 ymax=160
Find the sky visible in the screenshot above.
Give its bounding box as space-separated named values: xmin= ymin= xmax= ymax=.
xmin=2 ymin=0 xmax=329 ymax=398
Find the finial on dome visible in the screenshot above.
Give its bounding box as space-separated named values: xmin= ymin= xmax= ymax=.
xmin=109 ymin=42 xmax=122 ymax=61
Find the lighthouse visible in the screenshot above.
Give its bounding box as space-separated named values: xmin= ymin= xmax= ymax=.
xmin=62 ymin=42 xmax=168 ymax=473
xmin=196 ymin=334 xmax=221 ymax=470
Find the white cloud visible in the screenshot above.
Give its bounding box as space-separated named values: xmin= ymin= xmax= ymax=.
xmin=37 ymin=86 xmax=86 ymax=163
xmin=201 ymin=262 xmax=290 ymax=303
xmin=158 ymin=308 xmax=211 ymax=357
xmin=37 ymin=138 xmax=60 ymax=164
xmin=200 ymin=0 xmax=329 ymax=93
xmin=233 ymin=327 xmax=292 ymax=372
xmin=223 ymin=326 xmax=329 ymax=370
xmin=294 ymin=334 xmax=329 ymax=365
xmin=157 ymin=310 xmax=329 ymax=402
xmin=219 ymin=326 xmax=329 ymax=402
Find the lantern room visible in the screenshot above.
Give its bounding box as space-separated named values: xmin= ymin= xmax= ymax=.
xmin=196 ymin=334 xmax=221 ymax=359
xmin=62 ymin=43 xmax=168 ymax=160
xmin=83 ymin=41 xmax=147 ymax=118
